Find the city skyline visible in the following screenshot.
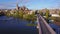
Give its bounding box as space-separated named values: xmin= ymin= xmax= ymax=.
xmin=0 ymin=0 xmax=60 ymax=10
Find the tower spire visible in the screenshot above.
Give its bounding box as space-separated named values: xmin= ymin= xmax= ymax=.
xmin=16 ymin=0 xmax=19 ymax=10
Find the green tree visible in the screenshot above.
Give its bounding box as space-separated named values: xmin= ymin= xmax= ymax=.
xmin=13 ymin=10 xmax=19 ymax=18
xmin=31 ymin=12 xmax=36 ymax=23
xmin=45 ymin=9 xmax=50 ymax=23
xmin=39 ymin=10 xmax=43 ymax=16
xmin=12 ymin=10 xmax=24 ymax=19
xmin=6 ymin=11 xmax=11 ymax=17
xmin=23 ymin=12 xmax=36 ymax=23
xmin=45 ymin=9 xmax=49 ymax=19
xmin=19 ymin=10 xmax=24 ymax=18
xmin=59 ymin=11 xmax=60 ymax=16
xmin=23 ymin=14 xmax=31 ymax=21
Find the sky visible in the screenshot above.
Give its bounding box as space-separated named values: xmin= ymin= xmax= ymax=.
xmin=0 ymin=0 xmax=60 ymax=9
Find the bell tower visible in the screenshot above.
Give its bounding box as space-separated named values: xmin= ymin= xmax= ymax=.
xmin=16 ymin=3 xmax=19 ymax=10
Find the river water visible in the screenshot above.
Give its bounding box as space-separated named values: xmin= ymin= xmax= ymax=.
xmin=0 ymin=16 xmax=38 ymax=34
xmin=49 ymin=23 xmax=60 ymax=34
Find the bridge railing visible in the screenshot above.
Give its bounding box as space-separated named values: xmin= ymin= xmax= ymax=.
xmin=37 ymin=16 xmax=42 ymax=34
xmin=37 ymin=14 xmax=56 ymax=34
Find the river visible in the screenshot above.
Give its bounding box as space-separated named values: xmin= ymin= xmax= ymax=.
xmin=0 ymin=16 xmax=38 ymax=34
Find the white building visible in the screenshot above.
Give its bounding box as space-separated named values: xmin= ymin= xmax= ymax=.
xmin=51 ymin=14 xmax=60 ymax=17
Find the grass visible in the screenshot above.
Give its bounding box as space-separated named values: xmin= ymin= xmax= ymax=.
xmin=26 ymin=23 xmax=37 ymax=26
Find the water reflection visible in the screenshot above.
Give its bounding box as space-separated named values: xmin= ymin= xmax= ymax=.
xmin=0 ymin=16 xmax=38 ymax=34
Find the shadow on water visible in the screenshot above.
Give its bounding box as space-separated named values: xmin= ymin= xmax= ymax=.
xmin=0 ymin=16 xmax=38 ymax=34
